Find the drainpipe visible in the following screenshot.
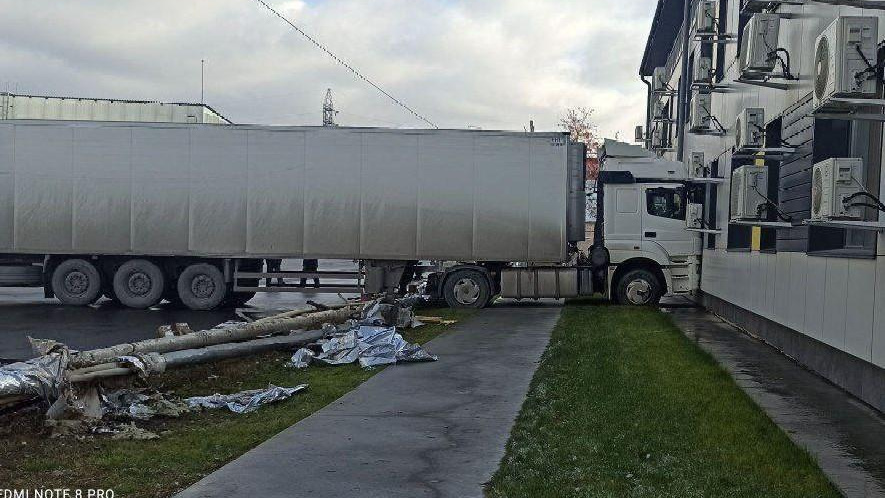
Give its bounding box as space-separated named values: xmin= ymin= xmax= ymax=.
xmin=641 ymin=75 xmax=652 ymax=146
xmin=675 ymin=0 xmax=693 ymax=162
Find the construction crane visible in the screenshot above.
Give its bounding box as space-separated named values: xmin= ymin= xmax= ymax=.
xmin=323 ymin=88 xmax=338 ymax=127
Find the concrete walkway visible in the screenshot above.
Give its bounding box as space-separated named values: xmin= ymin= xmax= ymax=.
xmin=668 ymin=308 xmax=885 ymax=498
xmin=177 ymin=303 xmax=561 ymax=498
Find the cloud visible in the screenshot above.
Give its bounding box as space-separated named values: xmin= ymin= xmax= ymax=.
xmin=0 ymin=0 xmax=656 ymax=139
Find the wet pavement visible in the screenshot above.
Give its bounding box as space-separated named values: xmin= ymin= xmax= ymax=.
xmin=667 ymin=307 xmax=885 ymax=498
xmin=0 ymin=260 xmax=358 ymax=362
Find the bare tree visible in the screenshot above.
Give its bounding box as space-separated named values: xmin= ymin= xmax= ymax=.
xmin=559 ymin=107 xmax=600 ymax=180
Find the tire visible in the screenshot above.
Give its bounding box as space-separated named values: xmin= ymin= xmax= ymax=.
xmin=113 ymin=259 xmax=165 ymax=309
xmin=443 ymin=269 xmax=491 ymax=309
xmin=615 ymin=269 xmax=662 ymax=306
xmin=51 ymin=259 xmax=102 ymax=306
xmin=224 ymin=292 xmax=256 ymax=308
xmin=177 ymin=263 xmax=227 ymax=311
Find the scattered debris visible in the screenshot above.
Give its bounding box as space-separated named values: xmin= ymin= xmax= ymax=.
xmin=101 ymin=389 xmax=190 ymax=420
xmin=0 ymin=344 xmax=69 ymax=402
xmin=185 ymin=384 xmax=309 ymax=414
xmin=289 ymin=301 xmax=438 ymax=370
xmin=415 ymin=316 xmax=458 ymax=325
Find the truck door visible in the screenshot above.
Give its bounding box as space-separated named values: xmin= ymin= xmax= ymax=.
xmin=641 ymin=185 xmax=698 ymax=257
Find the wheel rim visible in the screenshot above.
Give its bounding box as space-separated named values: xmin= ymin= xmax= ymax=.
xmin=625 ymin=279 xmax=652 ymax=305
xmin=64 ymin=271 xmax=89 ymax=296
xmin=191 ymin=274 xmax=216 ymax=299
xmin=127 ymin=272 xmax=153 ymax=296
xmin=453 ymin=277 xmax=481 ymax=305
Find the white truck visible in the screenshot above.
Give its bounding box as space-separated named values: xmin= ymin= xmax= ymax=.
xmin=0 ymin=120 xmax=701 ymax=309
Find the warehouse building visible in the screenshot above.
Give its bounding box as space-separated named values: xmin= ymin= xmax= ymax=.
xmin=641 ymin=0 xmax=885 ymax=412
xmin=0 ymin=92 xmax=230 ymax=124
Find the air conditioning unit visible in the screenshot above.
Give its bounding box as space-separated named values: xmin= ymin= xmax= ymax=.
xmin=740 ymin=14 xmax=780 ymax=75
xmin=813 ymin=17 xmax=878 ymax=110
xmin=686 ymin=203 xmax=705 ymax=229
xmin=690 ymin=92 xmax=713 ymax=132
xmin=634 ymin=125 xmax=645 ymax=143
xmin=735 ymin=108 xmax=765 ymax=151
xmin=693 ymin=54 xmax=714 ymax=85
xmin=691 ymin=152 xmax=706 ymax=177
xmin=730 ymin=165 xmax=768 ymax=220
xmin=694 ymin=0 xmax=717 ymax=35
xmin=652 ymin=67 xmax=669 ymax=94
xmin=811 ymin=158 xmax=864 ymax=220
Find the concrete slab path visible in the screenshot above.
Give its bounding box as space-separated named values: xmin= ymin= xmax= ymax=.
xmin=668 ymin=308 xmax=885 ymax=498
xmin=177 ymin=303 xmax=561 ymax=498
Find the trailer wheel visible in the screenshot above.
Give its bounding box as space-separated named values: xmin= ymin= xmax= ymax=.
xmin=113 ymin=259 xmax=165 ymax=309
xmin=51 ymin=259 xmax=102 ymax=306
xmin=177 ymin=263 xmax=227 ymax=311
xmin=443 ymin=269 xmax=491 ymax=309
xmin=615 ymin=269 xmax=662 ymax=306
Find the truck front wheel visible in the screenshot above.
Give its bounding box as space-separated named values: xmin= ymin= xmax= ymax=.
xmin=443 ymin=269 xmax=491 ymax=309
xmin=51 ymin=259 xmax=102 ymax=306
xmin=177 ymin=263 xmax=227 ymax=311
xmin=615 ymin=269 xmax=662 ymax=306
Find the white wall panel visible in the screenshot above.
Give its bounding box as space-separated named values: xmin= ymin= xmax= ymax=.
xmin=774 ymin=253 xmax=792 ymax=326
xmin=845 ymin=259 xmax=876 ymax=361
xmin=822 ymin=258 xmax=849 ymax=350
xmin=804 ymin=256 xmax=827 ymax=341
xmin=786 ymin=253 xmax=807 ymax=332
xmin=873 ymin=259 xmax=885 ymax=368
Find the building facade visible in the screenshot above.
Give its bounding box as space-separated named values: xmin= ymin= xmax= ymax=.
xmin=641 ymin=0 xmax=885 ymax=411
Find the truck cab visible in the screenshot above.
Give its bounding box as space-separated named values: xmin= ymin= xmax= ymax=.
xmin=596 ymin=140 xmax=702 ymax=305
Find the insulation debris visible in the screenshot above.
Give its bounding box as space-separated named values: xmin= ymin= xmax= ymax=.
xmin=290 ymin=323 xmax=437 ymax=369
xmin=185 ymin=384 xmax=308 ymax=414
xmin=101 ymin=389 xmax=190 ymax=420
xmin=0 ymin=345 xmax=69 ymax=402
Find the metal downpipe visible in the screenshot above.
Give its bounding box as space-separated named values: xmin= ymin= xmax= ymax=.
xmin=676 ymin=0 xmax=693 ymax=162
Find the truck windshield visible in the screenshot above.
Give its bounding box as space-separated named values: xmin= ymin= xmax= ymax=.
xmin=646 ymin=187 xmax=685 ymax=220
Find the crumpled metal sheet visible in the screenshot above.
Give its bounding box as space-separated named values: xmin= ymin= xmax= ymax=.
xmin=288 ymin=348 xmax=315 ymax=369
xmin=296 ymin=323 xmax=438 ymax=369
xmin=185 ymin=384 xmax=308 ymax=414
xmin=0 ymin=349 xmax=69 ymax=401
xmin=117 ymin=353 xmax=166 ymax=381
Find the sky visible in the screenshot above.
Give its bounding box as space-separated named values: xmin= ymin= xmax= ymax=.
xmin=0 ymin=0 xmax=657 ymax=140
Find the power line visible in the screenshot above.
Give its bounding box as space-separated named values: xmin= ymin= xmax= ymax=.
xmin=254 ymin=0 xmax=438 ymax=129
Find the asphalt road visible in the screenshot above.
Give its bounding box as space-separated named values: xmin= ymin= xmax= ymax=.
xmin=0 ymin=260 xmax=358 ymax=362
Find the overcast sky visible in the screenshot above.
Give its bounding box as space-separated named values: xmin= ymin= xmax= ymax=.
xmin=0 ymin=0 xmax=656 ymax=139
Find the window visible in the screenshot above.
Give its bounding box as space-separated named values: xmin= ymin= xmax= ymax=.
xmin=714 ymin=0 xmax=728 ymax=82
xmin=646 ymin=187 xmax=686 ymax=220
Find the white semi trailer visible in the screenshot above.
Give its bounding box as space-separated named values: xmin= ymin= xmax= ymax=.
xmin=0 ymin=121 xmax=700 ymax=309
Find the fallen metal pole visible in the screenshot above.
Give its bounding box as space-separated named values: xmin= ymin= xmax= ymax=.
xmin=69 ymin=305 xmax=360 ymax=368
xmin=66 ymin=329 xmax=327 ymax=383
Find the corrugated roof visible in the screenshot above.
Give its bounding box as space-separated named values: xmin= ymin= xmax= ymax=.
xmin=639 ymin=0 xmax=686 ymax=77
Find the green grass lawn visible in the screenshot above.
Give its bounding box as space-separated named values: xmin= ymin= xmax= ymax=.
xmin=487 ymin=301 xmax=839 ymax=498
xmin=0 ymin=307 xmax=473 ymax=497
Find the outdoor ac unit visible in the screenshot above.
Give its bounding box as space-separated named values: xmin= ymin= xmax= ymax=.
xmin=691 ymin=152 xmax=706 ymax=177
xmin=740 ymin=14 xmax=780 ymax=75
xmin=694 ymin=0 xmax=717 ymax=35
xmin=686 ymin=203 xmax=705 ymax=229
xmin=690 ymin=92 xmax=713 ymax=132
xmin=730 ymin=165 xmax=768 ymax=220
xmin=735 ymin=108 xmax=765 ymax=151
xmin=652 ymin=67 xmax=669 ymax=94
xmin=651 ymin=126 xmax=664 ymax=150
xmin=811 ymin=158 xmax=864 ymax=220
xmin=693 ymin=54 xmax=714 ymax=85
xmin=634 ymin=125 xmax=645 ymax=143
xmin=813 ymin=17 xmax=878 ymax=110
